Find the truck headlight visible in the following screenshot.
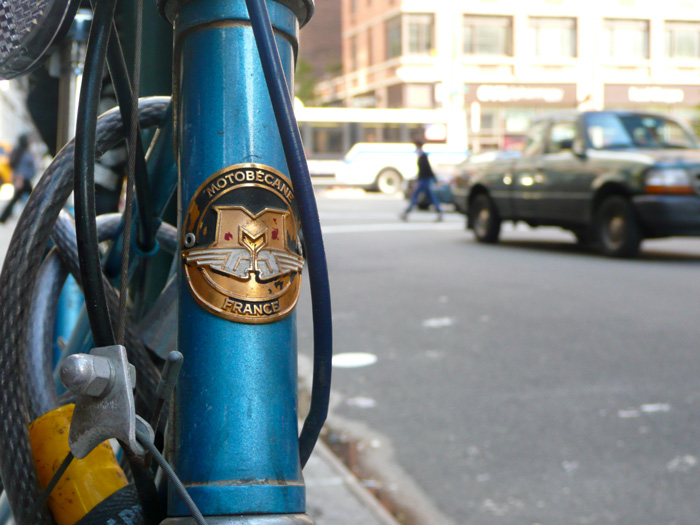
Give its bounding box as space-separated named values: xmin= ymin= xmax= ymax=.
xmin=645 ymin=168 xmax=694 ymax=195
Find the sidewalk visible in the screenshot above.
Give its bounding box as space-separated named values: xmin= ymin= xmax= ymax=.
xmin=305 ymin=441 xmax=398 ymax=525
xmin=0 ymin=209 xmax=397 ymax=525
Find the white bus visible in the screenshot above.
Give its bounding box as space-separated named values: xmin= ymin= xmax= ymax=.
xmin=296 ymin=101 xmax=469 ymax=192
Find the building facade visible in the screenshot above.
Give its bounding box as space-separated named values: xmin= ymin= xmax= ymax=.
xmin=317 ymin=0 xmax=700 ymax=151
xmin=299 ymin=0 xmax=342 ymax=80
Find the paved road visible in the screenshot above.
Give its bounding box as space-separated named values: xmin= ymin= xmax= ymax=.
xmin=298 ymin=190 xmax=700 ymax=525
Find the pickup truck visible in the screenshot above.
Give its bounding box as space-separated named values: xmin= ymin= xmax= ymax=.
xmin=461 ymin=110 xmax=700 ymax=257
xmin=334 ymin=142 xmax=469 ymax=194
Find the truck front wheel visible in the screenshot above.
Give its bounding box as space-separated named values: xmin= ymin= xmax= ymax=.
xmin=470 ymin=193 xmax=501 ymax=243
xmin=595 ymin=195 xmax=642 ymax=257
xmin=375 ymin=169 xmax=402 ymax=194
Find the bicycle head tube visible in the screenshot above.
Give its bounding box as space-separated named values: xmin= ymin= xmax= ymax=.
xmin=160 ymin=0 xmax=315 ymax=521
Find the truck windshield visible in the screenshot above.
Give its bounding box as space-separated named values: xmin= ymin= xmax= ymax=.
xmin=586 ymin=113 xmax=698 ymax=150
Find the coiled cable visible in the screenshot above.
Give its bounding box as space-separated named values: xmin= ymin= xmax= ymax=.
xmin=24 ymin=212 xmax=176 ymax=424
xmin=25 ymin=249 xmax=67 ymax=421
xmin=0 ymin=97 xmax=169 ymax=524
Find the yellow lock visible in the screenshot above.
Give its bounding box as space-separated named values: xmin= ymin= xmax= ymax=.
xmin=28 ymin=404 xmax=129 ymax=525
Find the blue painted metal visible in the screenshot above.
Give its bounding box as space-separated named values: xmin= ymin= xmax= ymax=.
xmin=53 ymin=275 xmax=85 ymax=366
xmin=55 ymin=305 xmax=93 ymax=394
xmin=53 ymin=205 xmax=86 ymax=367
xmin=169 ymin=0 xmax=306 ymax=517
xmin=102 ymin=103 xmax=176 ymax=280
xmin=145 ymin=104 xmax=177 ymax=217
xmin=135 ymin=111 xmax=179 ymax=317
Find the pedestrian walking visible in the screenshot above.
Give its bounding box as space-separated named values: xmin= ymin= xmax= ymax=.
xmin=0 ymin=134 xmax=35 ymax=223
xmin=400 ymin=139 xmax=443 ymax=222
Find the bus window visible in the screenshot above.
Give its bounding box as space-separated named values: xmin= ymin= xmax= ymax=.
xmin=383 ymin=124 xmax=402 ymax=143
xmin=311 ymin=124 xmax=344 ymax=156
xmin=362 ymin=125 xmax=381 ymax=142
xmin=407 ymin=123 xmax=426 ymax=142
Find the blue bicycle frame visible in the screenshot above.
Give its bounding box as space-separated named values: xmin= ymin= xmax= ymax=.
xmin=0 ymin=0 xmax=326 ymax=522
xmin=163 ymin=0 xmax=316 ymax=521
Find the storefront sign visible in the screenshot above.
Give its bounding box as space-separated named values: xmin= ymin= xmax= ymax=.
xmin=465 ymin=83 xmax=577 ymax=105
xmin=605 ymin=84 xmax=700 ymax=106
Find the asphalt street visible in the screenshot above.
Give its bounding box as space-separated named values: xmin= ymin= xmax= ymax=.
xmin=297 ymin=189 xmax=700 ymax=525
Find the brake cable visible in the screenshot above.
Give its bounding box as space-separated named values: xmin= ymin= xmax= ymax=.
xmin=102 ymin=15 xmax=156 ymax=255
xmin=76 ymin=0 xmax=157 ymax=351
xmin=245 ymin=0 xmax=333 ymax=468
xmin=74 ymin=0 xmax=119 ymax=347
xmin=116 ymin=0 xmax=143 ymax=346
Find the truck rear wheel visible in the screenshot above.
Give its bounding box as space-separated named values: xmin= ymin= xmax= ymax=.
xmin=375 ymin=169 xmax=402 ymax=194
xmin=470 ymin=193 xmax=501 ymax=243
xmin=595 ymin=195 xmax=642 ymax=257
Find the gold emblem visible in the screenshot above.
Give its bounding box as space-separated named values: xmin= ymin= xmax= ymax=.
xmin=182 ymin=163 xmax=304 ymax=324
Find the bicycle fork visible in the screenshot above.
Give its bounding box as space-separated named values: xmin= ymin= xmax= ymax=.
xmin=161 ymin=0 xmax=314 ymax=522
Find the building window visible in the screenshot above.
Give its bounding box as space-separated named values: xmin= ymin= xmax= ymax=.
xmin=480 ymin=112 xmax=496 ymax=131
xmin=665 ymin=21 xmax=700 ymax=58
xmin=406 ymin=14 xmax=434 ymax=55
xmin=386 ymin=17 xmax=402 ymax=59
xmin=505 ymin=109 xmax=538 ymax=134
xmin=529 ymin=17 xmax=577 ymax=58
xmin=385 ymin=14 xmax=435 ymax=59
xmin=463 ymin=15 xmax=512 ymax=56
xmin=603 ymin=19 xmax=649 ymax=59
xmin=350 ymin=35 xmax=358 ymax=71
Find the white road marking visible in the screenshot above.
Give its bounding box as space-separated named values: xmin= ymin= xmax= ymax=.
xmin=332 ymin=352 xmax=378 ymax=368
xmin=667 ymin=455 xmax=697 ymax=473
xmin=322 ymin=222 xmax=462 ymax=235
xmin=640 ymin=403 xmax=671 ymax=413
xmin=422 ymin=317 xmax=454 ymax=329
xmin=618 ymin=403 xmax=671 ymax=419
xmin=345 ymin=396 xmax=377 ymax=408
xmin=562 ymin=461 xmax=579 ymax=474
xmin=617 ymin=409 xmax=640 ymax=419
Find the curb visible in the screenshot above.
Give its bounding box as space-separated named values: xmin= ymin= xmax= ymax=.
xmin=298 ymin=354 xmax=400 ymax=525
xmin=312 ymin=439 xmax=400 ymax=525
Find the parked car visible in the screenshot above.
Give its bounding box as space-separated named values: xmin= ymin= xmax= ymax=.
xmin=464 ymin=110 xmax=700 ymax=257
xmin=334 ymin=142 xmax=469 ymax=194
xmin=452 ymin=150 xmax=522 ymax=213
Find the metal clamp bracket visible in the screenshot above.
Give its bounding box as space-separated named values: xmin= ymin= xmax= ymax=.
xmin=60 ymin=345 xmax=144 ymax=459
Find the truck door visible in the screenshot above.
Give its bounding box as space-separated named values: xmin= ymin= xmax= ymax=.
xmin=539 ymin=118 xmax=592 ymax=224
xmin=511 ymin=121 xmax=548 ymax=220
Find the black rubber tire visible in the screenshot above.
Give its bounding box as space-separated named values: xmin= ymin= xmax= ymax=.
xmin=595 ymin=195 xmax=642 ymax=257
xmin=572 ymin=229 xmax=592 ymax=246
xmin=375 ymin=169 xmax=402 ymax=194
xmin=470 ymin=193 xmax=501 ymax=243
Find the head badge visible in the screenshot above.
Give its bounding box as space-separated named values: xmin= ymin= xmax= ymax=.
xmin=182 ymin=163 xmax=304 ymax=324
